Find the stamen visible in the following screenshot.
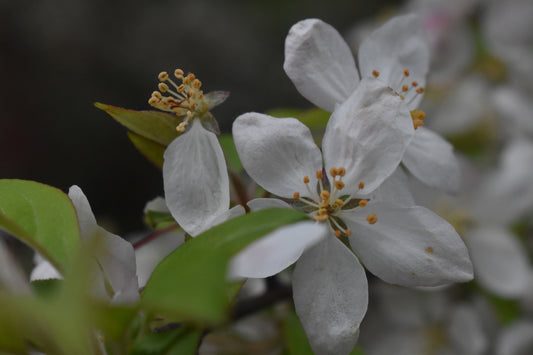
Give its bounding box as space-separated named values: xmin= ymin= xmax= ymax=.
xmin=158 ymin=71 xmax=169 ymax=81
xmin=318 ymin=208 xmax=328 ymax=216
xmin=329 ymin=167 xmax=338 ymax=177
xmin=316 ymin=170 xmax=323 ymax=179
xmin=345 ymin=229 xmax=352 ymax=236
xmin=359 ymin=199 xmax=368 ymax=207
xmin=358 ymin=182 xmax=365 ymax=190
xmin=303 ymin=176 xmax=310 ymax=184
xmin=314 ymin=214 xmax=328 ymax=222
xmin=337 ymin=167 xmax=346 ymax=177
xmin=158 ymin=83 xmax=169 ymax=92
xmin=403 ymin=69 xmax=410 ymax=77
xmin=334 ymin=181 xmax=345 ymax=190
xmin=335 ymin=198 xmax=344 ymax=207
xmin=334 ymin=230 xmax=341 ymax=237
xmin=402 ymin=85 xmax=409 ymax=92
xmin=411 ymin=81 xmax=418 ymax=87
xmin=366 ymin=214 xmax=378 ymax=224
xmin=372 ymin=70 xmax=380 ymax=78
xmin=416 ymin=87 xmax=425 ymax=94
xmin=320 ymin=191 xmax=330 ymax=201
xmin=174 ymin=68 xmax=184 ymax=78
xmin=293 ymin=192 xmax=300 ymax=199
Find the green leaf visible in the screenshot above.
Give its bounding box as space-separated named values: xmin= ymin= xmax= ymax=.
xmin=127 ymin=131 xmax=166 ymax=169
xmin=130 ymin=326 xmax=202 ymax=355
xmin=268 ymin=107 xmax=330 ymax=130
xmin=95 ymin=102 xmax=181 ymax=146
xmin=31 ymin=279 xmax=63 ymax=300
xmin=0 ymin=180 xmax=82 ymax=273
xmin=141 ymin=208 xmax=307 ymax=324
xmin=283 ymin=311 xmax=314 ymax=355
xmin=219 ymin=134 xmax=243 ymax=172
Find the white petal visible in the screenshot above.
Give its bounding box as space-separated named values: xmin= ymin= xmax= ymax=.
xmin=495 ymin=320 xmax=533 ymax=355
xmin=344 ymin=204 xmax=473 ymax=286
xmin=284 ymin=19 xmax=360 ymax=112
xmin=364 ymin=167 xmax=415 ymax=205
xmin=143 ymin=196 xmax=169 ymax=213
xmin=322 ymin=78 xmax=413 ymax=195
xmin=402 ymin=127 xmax=461 ymax=194
xmin=111 ymin=276 xmax=140 ymax=304
xmin=163 ymin=119 xmax=230 ymax=236
xmin=30 ymin=253 xmax=63 ymax=281
xmin=293 ymin=236 xmax=368 ymax=355
xmin=0 ymin=241 xmax=31 ymax=292
xmin=68 ymin=185 xmax=98 ymax=239
xmin=465 ymin=226 xmax=530 ymax=299
xmin=92 ymin=229 xmax=138 ymax=298
xmin=233 ymin=112 xmax=323 ymax=199
xmin=247 ymin=198 xmax=291 ymax=211
xmin=447 ymin=305 xmax=488 ymax=355
xmin=228 ymin=221 xmax=328 ymax=280
xmin=135 ymin=230 xmax=185 ymax=288
xmin=358 ymin=14 xmax=430 ymax=109
xmin=205 ymin=205 xmax=246 ymax=233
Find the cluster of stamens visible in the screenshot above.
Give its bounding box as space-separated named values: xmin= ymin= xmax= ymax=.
xmin=292 ymin=167 xmax=378 ymax=238
xmin=372 ymin=68 xmax=426 ymax=130
xmin=148 ymin=69 xmax=207 ymax=132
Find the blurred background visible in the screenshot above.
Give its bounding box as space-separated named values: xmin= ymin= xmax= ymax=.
xmin=1 ymin=0 xmax=403 ymax=234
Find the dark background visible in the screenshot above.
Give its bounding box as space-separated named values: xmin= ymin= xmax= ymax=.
xmin=1 ymin=0 xmax=403 ymax=234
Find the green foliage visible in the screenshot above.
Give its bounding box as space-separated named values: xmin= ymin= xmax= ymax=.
xmin=219 ymin=134 xmax=243 ymax=172
xmin=283 ymin=311 xmax=314 ymax=355
xmin=141 ymin=208 xmax=307 ymax=324
xmin=95 ymin=103 xmax=181 ymax=146
xmin=268 ymin=107 xmax=330 ymax=145
xmin=128 ymin=132 xmax=166 ymax=169
xmin=0 ymin=179 xmax=82 ymax=273
xmin=130 ymin=326 xmax=202 ymax=355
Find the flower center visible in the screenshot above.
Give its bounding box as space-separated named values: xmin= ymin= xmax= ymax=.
xmin=148 ymin=69 xmax=209 ymax=132
xmin=372 ymin=68 xmax=426 ymax=129
xmin=292 ymin=167 xmax=377 ymax=238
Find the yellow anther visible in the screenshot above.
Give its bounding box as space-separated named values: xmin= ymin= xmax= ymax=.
xmin=416 ymin=87 xmax=425 ymax=94
xmin=303 ymin=176 xmax=310 ymax=184
xmin=192 ymin=79 xmax=202 ymax=89
xmin=314 ymin=214 xmax=328 ymax=222
xmin=403 ymin=69 xmax=410 ymax=77
xmin=413 ymin=119 xmax=424 ymax=129
xmin=412 ymin=81 xmax=418 ymax=87
xmin=337 ymin=167 xmax=346 ymax=177
xmin=177 ymin=84 xmax=186 ymax=93
xmin=345 ymin=229 xmax=352 ymax=236
xmin=152 ymin=91 xmax=162 ymax=99
xmin=372 ymin=70 xmax=380 ymax=78
xmin=425 ymin=247 xmax=434 ymax=254
xmin=402 ymin=85 xmax=409 ymax=92
xmin=359 ymin=199 xmax=368 ymax=207
xmin=176 ymin=122 xmax=188 ymax=133
xmin=318 ymin=208 xmax=328 ymax=216
xmin=358 ymin=181 xmax=365 ymax=189
xmin=158 ymin=71 xmax=169 ymax=81
xmin=320 ymin=191 xmax=330 ymax=201
xmin=334 ymin=181 xmax=345 ymax=190
xmin=293 ymin=192 xmax=300 ymax=199
xmin=335 ymin=199 xmax=344 ymax=206
xmin=334 ymin=230 xmax=342 ymax=237
xmin=148 ymin=97 xmax=159 ymax=105
xmin=329 ymin=167 xmax=338 ymax=177
xmin=316 ymin=170 xmax=323 ymax=179
xmin=174 ymin=68 xmax=184 ymax=78
xmin=366 ymin=214 xmax=377 ymax=224
xmin=158 ymin=83 xmax=169 ymax=92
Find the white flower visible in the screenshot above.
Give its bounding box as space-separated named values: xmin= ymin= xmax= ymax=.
xmin=31 ymin=185 xmax=139 ymax=304
xmin=229 ymin=79 xmax=472 ymax=355
xmin=148 ymin=69 xmax=232 ymax=236
xmin=284 ymin=14 xmax=461 ymax=193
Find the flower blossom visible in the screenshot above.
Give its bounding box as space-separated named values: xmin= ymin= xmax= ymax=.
xmin=31 ymin=185 xmax=139 ymax=304
xmin=284 ymin=14 xmax=461 ymax=193
xmin=229 ymin=78 xmax=473 ymax=355
xmin=148 ymin=69 xmax=239 ymax=236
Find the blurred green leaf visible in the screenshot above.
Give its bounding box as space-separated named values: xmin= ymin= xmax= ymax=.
xmin=0 ymin=179 xmax=82 ymax=273
xmin=219 ymin=134 xmax=243 ymax=172
xmin=31 ymin=279 xmax=62 ymax=300
xmin=128 ymin=131 xmax=166 ymax=169
xmin=144 ymin=210 xmax=176 ymax=230
xmin=141 ymin=208 xmax=307 ymax=324
xmin=283 ymin=311 xmax=314 ymax=355
xmin=268 ymin=107 xmax=330 ymax=130
xmin=130 ymin=326 xmax=202 ymax=355
xmin=446 ymin=118 xmax=497 ymax=159
xmin=95 ymin=102 xmax=181 ymax=146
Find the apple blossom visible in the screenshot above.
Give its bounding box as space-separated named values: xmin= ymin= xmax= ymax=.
xmin=229 ymin=78 xmax=472 ymax=355
xmin=284 ymin=14 xmax=461 ymax=193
